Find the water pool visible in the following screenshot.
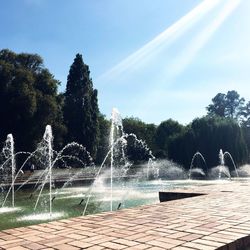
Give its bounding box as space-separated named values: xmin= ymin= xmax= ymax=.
xmin=0 ymin=179 xmax=228 ymax=230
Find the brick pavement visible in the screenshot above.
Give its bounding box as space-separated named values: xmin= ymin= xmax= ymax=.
xmin=1 ymin=181 xmax=250 ymax=249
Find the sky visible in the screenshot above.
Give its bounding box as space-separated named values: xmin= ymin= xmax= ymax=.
xmin=0 ymin=0 xmax=250 ymax=125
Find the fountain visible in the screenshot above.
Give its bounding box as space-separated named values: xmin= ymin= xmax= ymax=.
xmin=110 ymin=108 xmax=121 ymax=211
xmin=19 ymin=125 xmax=65 ymax=221
xmin=236 ymin=164 xmax=250 ymax=177
xmin=217 ymin=149 xmax=239 ymax=179
xmin=0 ymin=123 xmax=96 ymax=223
xmin=43 ymin=125 xmax=53 ymax=217
xmin=4 ymin=134 xmax=15 ymax=207
xmin=0 ymin=109 xmax=246 ymax=231
xmin=223 ymin=151 xmax=239 ymax=177
xmin=0 ymin=134 xmax=21 ymax=213
xmin=0 ymin=112 xmax=158 ymax=229
xmin=30 ymin=125 xmax=96 ymax=220
xmin=81 ymin=108 xmax=158 ymax=215
xmin=188 ymin=152 xmax=207 ymax=179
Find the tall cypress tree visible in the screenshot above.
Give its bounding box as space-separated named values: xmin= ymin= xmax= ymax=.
xmin=63 ymin=54 xmax=99 ymax=158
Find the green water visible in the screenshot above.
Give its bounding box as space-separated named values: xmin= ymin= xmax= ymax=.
xmin=0 ymin=179 xmax=213 ymax=230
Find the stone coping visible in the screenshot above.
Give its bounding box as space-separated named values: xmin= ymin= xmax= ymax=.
xmin=1 ymin=181 xmax=250 ymax=249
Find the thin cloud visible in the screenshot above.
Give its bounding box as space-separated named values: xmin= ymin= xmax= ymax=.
xmin=96 ymin=0 xmax=220 ymax=84
xmin=134 ymin=0 xmax=241 ymax=120
xmin=169 ymin=0 xmax=241 ymax=78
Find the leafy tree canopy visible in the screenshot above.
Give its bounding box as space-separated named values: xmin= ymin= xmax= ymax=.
xmin=168 ymin=116 xmax=248 ymax=169
xmin=154 ymin=119 xmax=184 ymax=157
xmin=207 ymin=90 xmax=245 ymax=120
xmin=122 ymin=117 xmax=156 ymax=162
xmin=0 ymin=49 xmax=65 ymax=153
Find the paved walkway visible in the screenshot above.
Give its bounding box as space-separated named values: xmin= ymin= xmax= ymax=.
xmin=1 ymin=180 xmax=250 ymax=250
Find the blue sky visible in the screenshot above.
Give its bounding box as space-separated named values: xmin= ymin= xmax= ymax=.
xmin=1 ymin=0 xmax=250 ymax=124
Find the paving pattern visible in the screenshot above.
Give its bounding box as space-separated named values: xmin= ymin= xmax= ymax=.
xmin=1 ymin=180 xmax=250 ymax=250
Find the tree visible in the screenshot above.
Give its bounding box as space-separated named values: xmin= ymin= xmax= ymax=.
xmin=154 ymin=119 xmax=184 ymax=158
xmin=240 ymin=101 xmax=250 ymax=127
xmin=168 ymin=116 xmax=248 ymax=169
xmin=240 ymin=101 xmax=250 ymax=158
xmin=123 ymin=117 xmax=156 ymax=150
xmin=63 ymin=53 xmax=99 ymax=158
xmin=207 ymin=93 xmax=227 ymax=117
xmin=0 ymin=49 xmax=65 ymax=154
xmin=168 ymin=126 xmax=195 ymax=168
xmin=122 ymin=117 xmax=156 ymax=162
xmin=207 ymin=90 xmax=245 ymax=121
xmin=95 ymin=114 xmax=110 ymax=164
xmin=225 ymin=90 xmax=245 ymax=119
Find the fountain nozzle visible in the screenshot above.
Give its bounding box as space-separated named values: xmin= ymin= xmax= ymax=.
xmin=79 ymin=199 xmax=84 ymax=205
xmin=117 ymin=202 xmax=122 ymax=210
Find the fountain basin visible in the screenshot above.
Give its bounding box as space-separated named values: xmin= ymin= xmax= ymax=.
xmin=0 ymin=179 xmax=216 ymax=230
xmin=1 ymin=180 xmax=250 ymax=250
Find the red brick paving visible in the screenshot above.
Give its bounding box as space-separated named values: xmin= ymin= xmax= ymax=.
xmin=1 ymin=181 xmax=250 ymax=249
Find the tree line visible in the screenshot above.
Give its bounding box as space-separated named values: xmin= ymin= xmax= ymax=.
xmin=0 ymin=49 xmax=249 ymax=170
xmin=123 ymin=91 xmax=250 ymax=169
